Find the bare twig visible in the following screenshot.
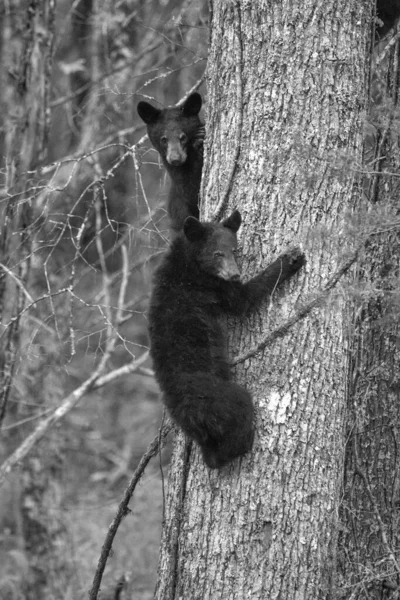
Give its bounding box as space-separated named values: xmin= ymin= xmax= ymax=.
xmin=94 ymin=351 xmax=150 ymax=388
xmin=0 ymin=350 xmax=150 ymax=487
xmin=88 ymin=419 xmax=173 ymax=600
xmin=176 ymin=76 xmax=205 ymax=106
xmin=116 ymin=245 xmax=129 ymax=325
xmin=131 ymin=145 xmax=169 ymax=243
xmin=50 ymin=39 xmax=164 ymax=109
xmin=0 ymin=263 xmax=35 ymax=304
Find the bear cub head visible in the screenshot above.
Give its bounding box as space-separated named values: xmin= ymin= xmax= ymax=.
xmin=137 ymin=93 xmax=202 ymax=167
xmin=182 ymin=210 xmax=242 ymax=282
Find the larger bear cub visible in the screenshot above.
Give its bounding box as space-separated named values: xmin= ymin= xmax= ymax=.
xmin=137 ymin=93 xmax=204 ymax=232
xmin=148 ymin=211 xmax=306 ymax=469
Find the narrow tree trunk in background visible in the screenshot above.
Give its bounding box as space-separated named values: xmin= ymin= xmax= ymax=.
xmin=68 ymin=0 xmax=94 ymax=148
xmin=338 ymin=41 xmax=400 ymax=598
xmin=0 ymin=3 xmax=74 ymax=599
xmin=0 ymin=0 xmax=55 ymax=425
xmin=155 ymin=1 xmax=372 ymax=598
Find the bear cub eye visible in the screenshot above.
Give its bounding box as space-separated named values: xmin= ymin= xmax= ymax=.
xmin=160 ymin=136 xmax=168 ymax=145
xmin=213 ymin=251 xmax=224 ymax=258
xmin=180 ymin=133 xmax=188 ymax=144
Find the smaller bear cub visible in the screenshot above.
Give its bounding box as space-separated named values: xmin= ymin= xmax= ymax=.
xmin=148 ymin=210 xmax=306 ymax=469
xmin=376 ymin=0 xmax=400 ymax=36
xmin=137 ymin=93 xmax=204 ymax=232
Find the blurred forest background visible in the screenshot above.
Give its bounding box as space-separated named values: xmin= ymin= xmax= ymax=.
xmin=0 ymin=1 xmax=207 ymax=598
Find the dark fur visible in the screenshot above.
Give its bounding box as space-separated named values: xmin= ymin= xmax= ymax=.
xmin=376 ymin=0 xmax=400 ymax=36
xmin=148 ymin=211 xmax=306 ymax=469
xmin=137 ymin=93 xmax=204 ymax=232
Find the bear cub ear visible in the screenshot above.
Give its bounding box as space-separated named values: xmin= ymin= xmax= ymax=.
xmin=182 ymin=93 xmax=202 ymax=117
xmin=137 ymin=101 xmax=161 ymax=124
xmin=183 ymin=216 xmax=207 ymax=242
xmin=222 ymin=210 xmax=242 ymax=233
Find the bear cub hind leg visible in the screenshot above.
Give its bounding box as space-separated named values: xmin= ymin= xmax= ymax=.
xmin=165 ymin=374 xmax=254 ymax=469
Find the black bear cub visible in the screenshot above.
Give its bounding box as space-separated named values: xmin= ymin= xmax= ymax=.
xmin=137 ymin=93 xmax=204 ymax=232
xmin=376 ymin=0 xmax=400 ymax=36
xmin=148 ymin=210 xmax=306 ymax=469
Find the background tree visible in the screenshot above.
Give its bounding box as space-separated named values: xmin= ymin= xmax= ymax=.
xmin=0 ymin=3 xmax=71 ymax=598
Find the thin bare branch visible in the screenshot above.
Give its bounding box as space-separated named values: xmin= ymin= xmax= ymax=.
xmin=176 ymin=76 xmax=205 ymax=106
xmin=0 ymin=352 xmax=149 ymax=487
xmin=50 ymin=39 xmax=164 ymax=109
xmin=0 ymin=263 xmax=35 ymax=304
xmin=233 ymin=250 xmax=359 ymax=365
xmin=88 ymin=419 xmax=173 ymax=600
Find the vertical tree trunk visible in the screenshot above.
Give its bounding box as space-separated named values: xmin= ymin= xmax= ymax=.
xmin=0 ymin=3 xmax=74 ymax=599
xmin=0 ymin=0 xmax=55 ymax=425
xmin=155 ymin=1 xmax=372 ymax=598
xmin=338 ymin=40 xmax=400 ymax=599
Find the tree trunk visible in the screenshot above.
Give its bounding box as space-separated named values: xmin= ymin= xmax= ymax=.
xmin=155 ymin=1 xmax=373 ymax=598
xmin=338 ymin=39 xmax=400 ymax=599
xmin=0 ymin=3 xmax=74 ymax=599
xmin=0 ymin=0 xmax=55 ymax=425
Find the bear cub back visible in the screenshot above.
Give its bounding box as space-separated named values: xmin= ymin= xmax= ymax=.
xmin=137 ymin=93 xmax=204 ymax=232
xmin=148 ymin=211 xmax=306 ymax=469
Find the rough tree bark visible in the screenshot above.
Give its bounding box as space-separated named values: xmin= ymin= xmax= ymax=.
xmin=338 ymin=40 xmax=400 ymax=599
xmin=155 ymin=1 xmax=373 ymax=599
